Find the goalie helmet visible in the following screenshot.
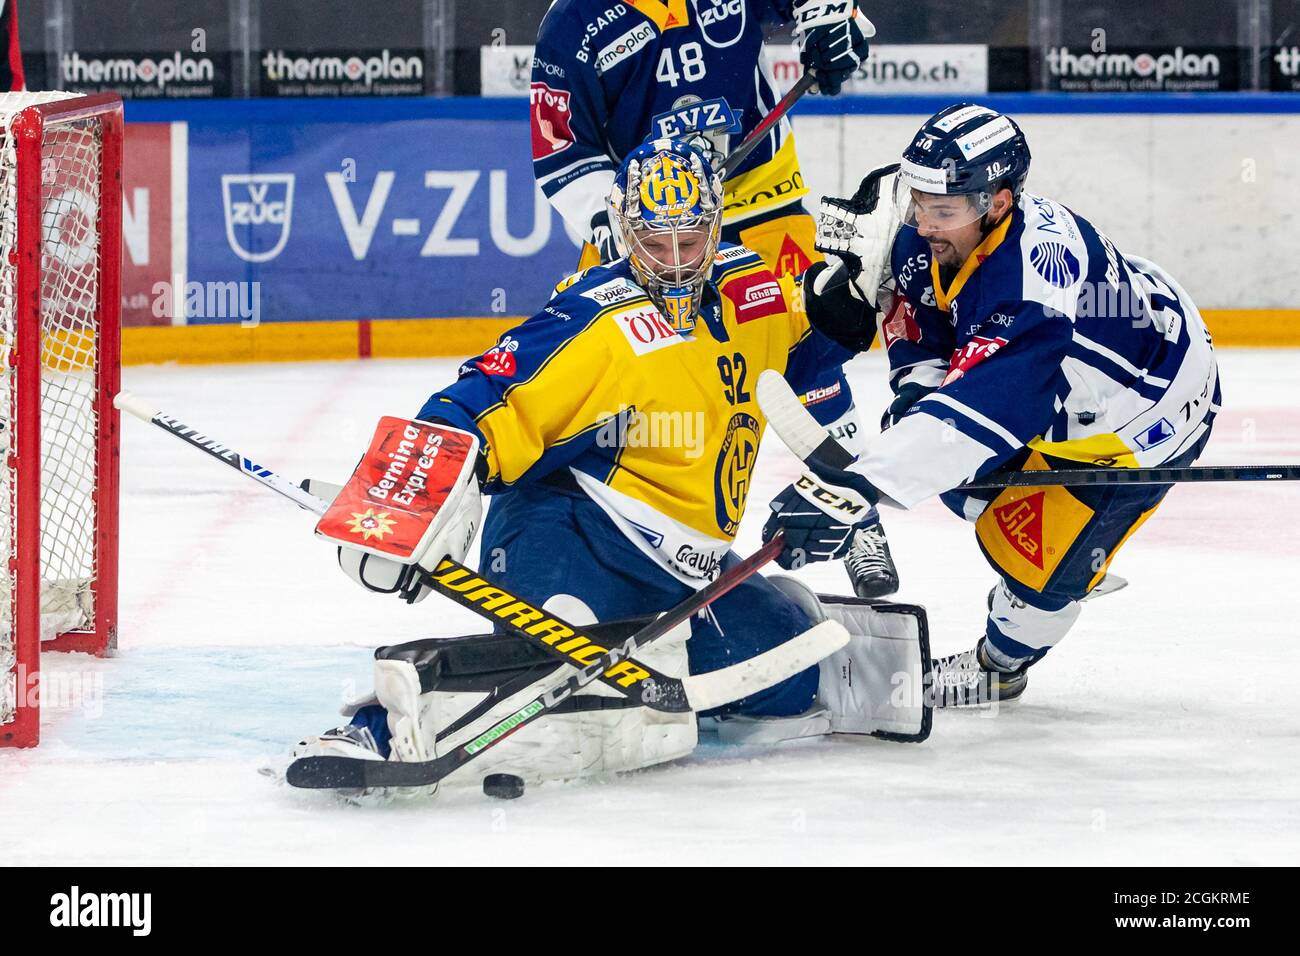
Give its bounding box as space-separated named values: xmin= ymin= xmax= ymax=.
xmin=608 ymin=137 xmax=724 ymax=333
xmin=892 ymin=103 xmax=1032 ymax=233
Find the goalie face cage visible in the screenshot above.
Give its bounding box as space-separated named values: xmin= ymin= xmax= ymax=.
xmin=0 ymin=93 xmax=122 ymax=748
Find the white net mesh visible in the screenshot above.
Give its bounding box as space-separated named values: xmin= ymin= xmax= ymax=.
xmin=0 ymin=92 xmax=106 ymax=731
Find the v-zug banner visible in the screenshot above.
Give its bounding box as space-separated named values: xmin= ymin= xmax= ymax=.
xmin=185 ymin=114 xmax=584 ymax=322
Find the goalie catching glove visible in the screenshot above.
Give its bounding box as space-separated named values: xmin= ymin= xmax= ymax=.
xmin=315 ymin=417 xmax=485 ymax=602
xmin=814 ymin=162 xmax=901 ymax=307
xmin=762 ymin=457 xmax=881 ymax=570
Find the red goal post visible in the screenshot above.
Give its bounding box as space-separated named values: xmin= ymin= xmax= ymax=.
xmin=0 ymin=92 xmax=122 ymax=748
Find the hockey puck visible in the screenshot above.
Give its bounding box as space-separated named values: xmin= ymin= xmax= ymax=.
xmin=483 ymin=773 xmax=525 ymax=800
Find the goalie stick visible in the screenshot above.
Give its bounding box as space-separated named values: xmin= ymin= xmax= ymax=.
xmin=114 ymin=392 xmax=846 ymax=782
xmin=755 ymin=370 xmax=1300 ymax=488
xmin=286 ymin=535 xmax=849 ymax=791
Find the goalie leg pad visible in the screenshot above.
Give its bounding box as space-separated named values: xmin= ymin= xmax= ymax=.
xmin=371 ymin=608 xmax=697 ymax=788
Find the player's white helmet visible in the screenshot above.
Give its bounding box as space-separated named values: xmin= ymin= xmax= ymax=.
xmin=607 ymin=137 xmax=724 ymax=333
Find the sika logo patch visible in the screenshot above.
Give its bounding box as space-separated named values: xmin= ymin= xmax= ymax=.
xmin=612 ymin=305 xmax=681 ymax=354
xmin=943 ymin=335 xmax=1008 ymax=385
xmin=994 ymin=493 xmax=1045 ymax=570
xmin=723 ymin=272 xmax=784 ymax=323
xmin=530 ymin=82 xmax=573 ymax=158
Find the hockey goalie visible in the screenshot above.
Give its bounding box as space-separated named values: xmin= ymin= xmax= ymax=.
xmin=292 ymin=138 xmax=932 ymax=799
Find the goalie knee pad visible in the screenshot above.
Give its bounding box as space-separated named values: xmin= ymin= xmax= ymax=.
xmin=370 ymin=616 xmax=697 ymax=791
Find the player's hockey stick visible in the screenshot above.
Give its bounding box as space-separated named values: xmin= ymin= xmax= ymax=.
xmin=285 ymin=537 xmax=849 ymax=791
xmin=719 ymin=70 xmax=818 ymax=180
xmin=114 ymin=390 xmax=845 ymax=719
xmin=755 ymin=370 xmax=1300 ymax=488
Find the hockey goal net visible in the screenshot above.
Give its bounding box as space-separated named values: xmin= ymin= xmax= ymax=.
xmin=0 ymin=92 xmax=121 ymax=748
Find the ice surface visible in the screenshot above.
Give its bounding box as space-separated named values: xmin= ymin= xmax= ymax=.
xmin=2 ymin=349 xmax=1297 ymax=865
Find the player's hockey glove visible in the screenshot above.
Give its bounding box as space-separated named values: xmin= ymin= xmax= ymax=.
xmin=792 ymin=2 xmax=875 ymax=96
xmin=315 ymin=417 xmax=485 ymax=603
xmin=762 ymin=457 xmax=880 ymax=569
xmin=590 ymin=209 xmax=620 ymax=263
xmin=881 ymin=381 xmax=937 ymax=429
xmin=815 ymin=162 xmax=900 ymax=307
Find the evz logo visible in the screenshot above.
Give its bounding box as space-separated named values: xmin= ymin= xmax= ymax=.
xmin=222 ymin=174 xmax=295 ymax=262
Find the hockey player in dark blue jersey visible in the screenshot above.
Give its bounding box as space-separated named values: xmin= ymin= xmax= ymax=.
xmin=530 ymin=0 xmax=899 ymax=599
xmin=763 ymin=104 xmax=1220 ymax=707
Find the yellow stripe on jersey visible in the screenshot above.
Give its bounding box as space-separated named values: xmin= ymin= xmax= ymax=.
xmin=1028 ymin=433 xmax=1141 ymax=468
xmin=722 ymin=136 xmax=808 ymax=225
xmin=932 ymin=214 xmax=1014 ymax=313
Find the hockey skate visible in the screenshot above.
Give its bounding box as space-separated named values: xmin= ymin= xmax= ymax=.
xmin=930 ymin=637 xmax=1028 ymax=708
xmin=844 ymin=523 xmax=900 ymax=599
xmin=291 ymin=723 xmax=389 ymax=801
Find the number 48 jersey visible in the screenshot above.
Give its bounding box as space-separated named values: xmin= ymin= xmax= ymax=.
xmin=531 ymin=1 xmax=804 ymax=242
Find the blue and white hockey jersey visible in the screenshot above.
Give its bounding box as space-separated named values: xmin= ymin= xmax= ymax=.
xmin=531 ymin=0 xmax=804 ymax=241
xmin=858 ymin=192 xmax=1221 ymax=508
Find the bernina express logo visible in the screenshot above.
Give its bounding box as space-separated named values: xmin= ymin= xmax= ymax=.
xmin=222 ymin=174 xmax=295 ymax=263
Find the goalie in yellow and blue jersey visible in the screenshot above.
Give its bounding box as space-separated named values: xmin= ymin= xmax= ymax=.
xmin=530 ymin=0 xmax=900 ymax=600
xmin=293 ymin=138 xmax=932 ymax=790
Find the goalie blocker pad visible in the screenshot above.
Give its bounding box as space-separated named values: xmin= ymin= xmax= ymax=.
xmin=820 ymin=595 xmax=932 ymax=743
xmin=315 ymin=417 xmax=480 ymax=563
xmin=767 ymin=576 xmax=932 ymax=743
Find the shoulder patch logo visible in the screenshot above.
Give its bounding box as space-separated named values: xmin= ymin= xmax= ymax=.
xmin=881 ymin=297 xmax=922 ymax=348
xmin=714 ymin=245 xmax=754 ymax=265
xmin=943 ymin=335 xmax=1008 ymax=385
xmin=530 ymin=83 xmax=573 ymax=158
xmin=1029 ymin=242 xmax=1081 ymax=289
xmin=475 ymin=336 xmax=520 ymax=377
xmin=722 ymin=272 xmax=784 ymax=323
xmin=581 ymin=276 xmax=643 ymax=307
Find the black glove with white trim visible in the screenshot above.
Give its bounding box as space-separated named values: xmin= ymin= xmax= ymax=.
xmin=792 ymin=2 xmax=875 ymax=96
xmin=762 ymin=457 xmax=880 ymax=569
